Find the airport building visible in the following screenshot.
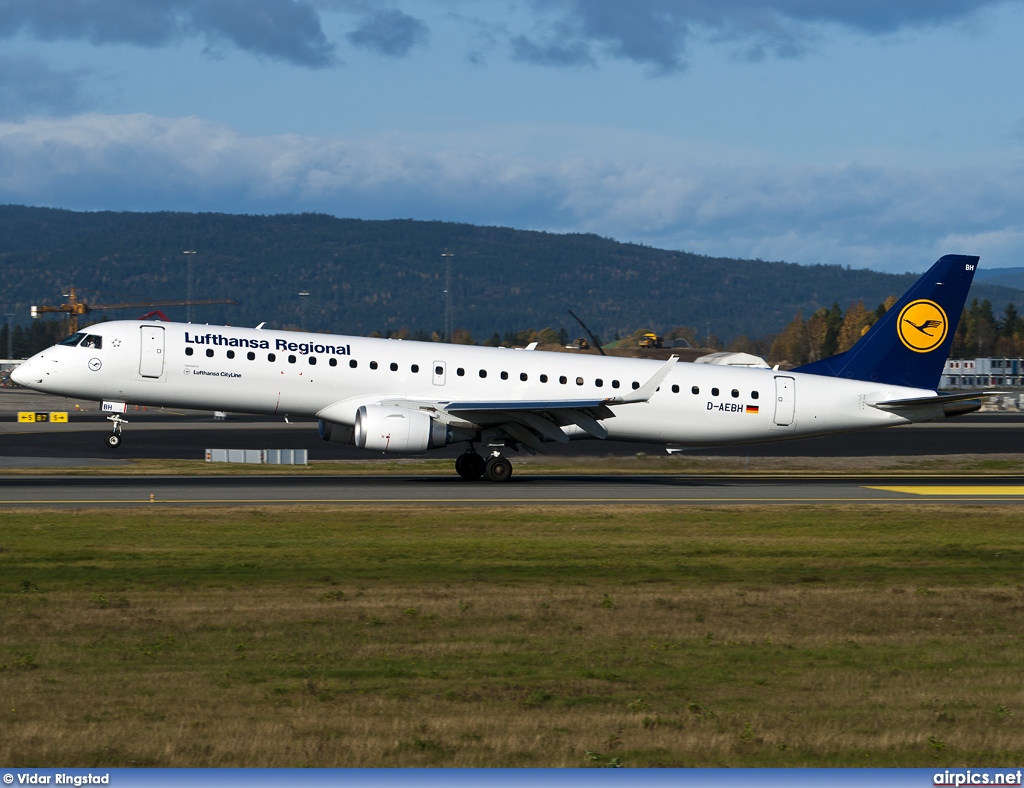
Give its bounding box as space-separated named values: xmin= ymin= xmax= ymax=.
xmin=942 ymin=358 xmax=1024 ymax=389
xmin=0 ymin=359 xmax=23 ymax=387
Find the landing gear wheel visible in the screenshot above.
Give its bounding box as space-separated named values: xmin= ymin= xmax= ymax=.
xmin=106 ymin=432 xmax=122 ymax=449
xmin=484 ymin=455 xmax=513 ymax=483
xmin=455 ymin=451 xmax=486 ymax=480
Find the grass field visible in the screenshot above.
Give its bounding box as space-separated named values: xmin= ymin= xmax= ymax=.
xmin=2 ymin=504 xmax=1023 ymax=767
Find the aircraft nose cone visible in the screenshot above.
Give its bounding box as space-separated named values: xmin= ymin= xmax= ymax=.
xmin=10 ymin=361 xmax=30 ymax=386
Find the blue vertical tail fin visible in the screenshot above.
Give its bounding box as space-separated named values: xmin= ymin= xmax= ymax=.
xmin=793 ymin=254 xmax=978 ymax=389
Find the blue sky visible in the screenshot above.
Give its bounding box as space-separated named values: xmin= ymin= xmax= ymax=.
xmin=2 ymin=1 xmax=1024 ymax=273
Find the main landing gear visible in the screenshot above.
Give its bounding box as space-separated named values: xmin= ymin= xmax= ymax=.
xmin=105 ymin=414 xmax=128 ymax=449
xmin=455 ymin=447 xmax=513 ymax=483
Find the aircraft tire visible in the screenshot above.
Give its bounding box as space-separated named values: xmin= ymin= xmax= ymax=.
xmin=483 ymin=456 xmax=513 ymax=483
xmin=106 ymin=433 xmax=122 ymax=449
xmin=456 ymin=452 xmax=486 ymax=480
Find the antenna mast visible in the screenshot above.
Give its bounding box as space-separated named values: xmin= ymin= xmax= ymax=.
xmin=442 ymin=251 xmax=454 ymax=342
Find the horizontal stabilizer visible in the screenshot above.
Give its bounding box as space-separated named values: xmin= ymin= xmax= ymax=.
xmin=868 ymin=390 xmax=1006 ymax=409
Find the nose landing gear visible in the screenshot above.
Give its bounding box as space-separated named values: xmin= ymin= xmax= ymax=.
xmin=105 ymin=414 xmax=128 ymax=449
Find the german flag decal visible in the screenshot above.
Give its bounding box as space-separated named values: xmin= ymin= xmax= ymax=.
xmin=746 ymin=405 xmax=759 ymax=414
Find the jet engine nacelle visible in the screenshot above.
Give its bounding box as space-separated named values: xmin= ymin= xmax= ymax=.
xmin=317 ymin=420 xmax=354 ymax=444
xmin=353 ymin=404 xmax=449 ymax=454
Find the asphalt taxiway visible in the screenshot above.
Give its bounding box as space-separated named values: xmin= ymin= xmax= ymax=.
xmin=1 ymin=411 xmax=1023 ymax=461
xmin=2 ymin=473 xmax=1023 ymax=507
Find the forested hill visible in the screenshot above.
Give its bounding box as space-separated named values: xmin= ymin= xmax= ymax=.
xmin=1 ymin=205 xmax=1021 ymax=343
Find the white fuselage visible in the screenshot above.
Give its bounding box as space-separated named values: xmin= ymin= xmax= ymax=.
xmin=13 ymin=320 xmax=940 ymax=449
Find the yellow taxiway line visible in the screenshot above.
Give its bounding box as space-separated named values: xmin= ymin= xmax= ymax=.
xmin=868 ymin=486 xmax=1024 ymax=496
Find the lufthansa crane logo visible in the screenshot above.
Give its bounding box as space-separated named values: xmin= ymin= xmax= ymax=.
xmin=897 ymin=299 xmax=948 ymax=353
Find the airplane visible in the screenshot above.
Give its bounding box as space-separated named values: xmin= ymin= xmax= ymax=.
xmin=11 ymin=254 xmax=999 ymax=482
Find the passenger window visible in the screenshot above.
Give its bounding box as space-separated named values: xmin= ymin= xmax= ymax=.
xmin=59 ymin=333 xmax=85 ymax=347
xmin=692 ymin=386 xmax=699 ymax=394
xmin=672 ymin=384 xmax=679 ymax=393
xmin=82 ymin=335 xmax=102 ymax=349
xmin=595 ymin=379 xmax=603 ymax=387
xmin=576 ymin=377 xmax=584 ymax=386
xmin=457 ymin=368 xmax=465 ymax=376
xmin=411 ymin=364 xmax=419 ymax=373
xmin=349 ymin=359 xmax=357 ymax=368
xmin=206 ymin=349 xmax=214 ymax=358
xmin=247 ymin=351 xmax=255 ymax=361
xmin=751 ymin=391 xmax=759 ymax=399
xmin=390 ymin=362 xmax=398 ymax=371
xmin=731 ymin=389 xmax=739 ymax=398
xmin=540 ymin=374 xmax=548 ymax=383
xmin=612 ymin=380 xmax=620 ymax=389
xmin=268 ymin=353 xmax=276 ymax=362
xmin=559 ymin=376 xmax=567 ymax=384
xmin=227 ymin=350 xmax=235 ymax=359
xmin=309 ymin=357 xmax=317 ymax=366
xmin=288 ymin=355 xmax=296 ymax=364
xmin=632 ymin=381 xmax=640 ymax=390
xmin=329 ymin=357 xmax=337 ymax=367
xmin=435 ymin=365 xmax=443 ymax=376
xmin=185 ymin=347 xmax=194 ymax=356
xmin=370 ymin=361 xmax=378 ymax=370
xmin=520 ymin=373 xmax=528 ymax=381
xmin=711 ymin=387 xmax=719 ymax=396
xmin=479 ymin=369 xmax=487 ymax=378
xmin=501 ymin=371 xmax=508 ymax=380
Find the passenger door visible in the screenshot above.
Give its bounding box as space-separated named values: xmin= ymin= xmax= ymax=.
xmin=139 ymin=326 xmax=165 ymax=379
xmin=772 ymin=375 xmax=795 ymax=429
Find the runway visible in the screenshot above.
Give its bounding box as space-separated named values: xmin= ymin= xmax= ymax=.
xmin=2 ymin=413 xmax=1024 ymax=460
xmin=3 ymin=473 xmax=1024 ymax=506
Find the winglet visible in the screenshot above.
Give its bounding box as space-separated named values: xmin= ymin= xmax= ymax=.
xmin=606 ymin=355 xmax=678 ymax=404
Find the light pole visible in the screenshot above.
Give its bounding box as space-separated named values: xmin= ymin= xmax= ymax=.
xmin=4 ymin=313 xmax=13 ymax=358
xmin=298 ymin=290 xmax=310 ymax=331
xmin=441 ymin=252 xmax=454 ymax=342
xmin=183 ymin=250 xmax=196 ymax=322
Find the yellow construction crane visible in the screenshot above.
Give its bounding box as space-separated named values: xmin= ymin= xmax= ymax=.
xmin=30 ymin=287 xmax=237 ymax=334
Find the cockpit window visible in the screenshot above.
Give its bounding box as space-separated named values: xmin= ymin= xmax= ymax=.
xmin=58 ymin=333 xmax=86 ymax=347
xmin=81 ymin=335 xmax=102 ymax=349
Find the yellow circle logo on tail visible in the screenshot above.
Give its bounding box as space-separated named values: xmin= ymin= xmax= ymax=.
xmin=897 ymin=299 xmax=948 ymax=353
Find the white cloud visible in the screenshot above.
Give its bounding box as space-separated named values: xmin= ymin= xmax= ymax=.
xmin=2 ymin=113 xmax=1023 ymax=272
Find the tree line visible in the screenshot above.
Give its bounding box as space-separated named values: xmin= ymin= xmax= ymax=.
xmin=764 ymin=298 xmax=1024 ymax=366
xmin=1 ymin=320 xmax=67 ymax=360
xmin=7 ymin=297 xmax=1022 ymax=368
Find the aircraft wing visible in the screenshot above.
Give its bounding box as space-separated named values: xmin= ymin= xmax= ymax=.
xmin=375 ymin=355 xmax=679 ymax=451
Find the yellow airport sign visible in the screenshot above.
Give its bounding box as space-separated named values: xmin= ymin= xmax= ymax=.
xmin=16 ymin=412 xmax=69 ymax=423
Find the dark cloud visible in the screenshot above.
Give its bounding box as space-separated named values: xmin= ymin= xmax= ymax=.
xmin=346 ymin=9 xmax=428 ymax=57
xmin=514 ymin=0 xmax=1018 ymax=73
xmin=0 ymin=0 xmax=335 ymax=68
xmin=510 ymin=34 xmax=594 ymax=67
xmin=0 ymin=56 xmax=89 ymax=119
